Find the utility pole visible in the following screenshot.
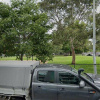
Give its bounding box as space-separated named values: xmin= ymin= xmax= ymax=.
xmin=93 ymin=0 xmax=97 ymax=75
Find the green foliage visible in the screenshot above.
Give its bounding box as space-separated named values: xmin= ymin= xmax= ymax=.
xmin=40 ymin=0 xmax=94 ymax=28
xmin=35 ymin=43 xmax=53 ymax=63
xmin=40 ymin=0 xmax=95 ymax=55
xmin=0 ymin=0 xmax=53 ymax=63
xmin=88 ymin=12 xmax=100 ymax=51
xmin=0 ymin=2 xmax=11 ymax=55
xmin=62 ymin=21 xmax=89 ymax=53
xmin=32 ymin=33 xmax=53 ymax=63
xmin=86 ymin=7 xmax=100 ymax=51
xmin=96 ymin=13 xmax=100 ymax=51
xmin=0 ymin=2 xmax=10 ymax=18
xmin=53 ymin=45 xmax=63 ymax=55
xmin=40 ymin=0 xmax=100 ymax=57
xmin=62 ymin=43 xmax=71 ymax=53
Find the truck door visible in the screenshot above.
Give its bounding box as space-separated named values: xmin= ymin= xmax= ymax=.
xmin=32 ymin=70 xmax=57 ymax=100
xmin=57 ymin=71 xmax=90 ymax=100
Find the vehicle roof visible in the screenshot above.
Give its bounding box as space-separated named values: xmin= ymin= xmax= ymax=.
xmin=0 ymin=61 xmax=39 ymax=67
xmin=36 ymin=64 xmax=73 ymax=71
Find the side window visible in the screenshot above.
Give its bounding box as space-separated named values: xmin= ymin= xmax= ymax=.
xmin=59 ymin=72 xmax=80 ymax=85
xmin=37 ymin=70 xmax=55 ymax=83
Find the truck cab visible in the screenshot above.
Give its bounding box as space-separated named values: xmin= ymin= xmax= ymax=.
xmin=32 ymin=64 xmax=100 ymax=100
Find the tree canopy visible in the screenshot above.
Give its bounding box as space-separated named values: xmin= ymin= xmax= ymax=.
xmin=39 ymin=0 xmax=99 ymax=64
xmin=0 ymin=0 xmax=100 ymax=64
xmin=0 ymin=0 xmax=53 ymax=63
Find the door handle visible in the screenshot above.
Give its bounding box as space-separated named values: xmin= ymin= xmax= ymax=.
xmin=89 ymin=90 xmax=96 ymax=94
xmin=60 ymin=88 xmax=65 ymax=91
xmin=38 ymin=86 xmax=41 ymax=88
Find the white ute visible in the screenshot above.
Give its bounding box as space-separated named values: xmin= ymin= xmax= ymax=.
xmin=0 ymin=61 xmax=39 ymax=100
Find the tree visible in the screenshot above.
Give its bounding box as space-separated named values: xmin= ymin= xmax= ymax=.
xmin=0 ymin=2 xmax=12 ymax=56
xmin=96 ymin=13 xmax=100 ymax=51
xmin=62 ymin=42 xmax=72 ymax=55
xmin=87 ymin=11 xmax=100 ymax=51
xmin=63 ymin=21 xmax=89 ymax=64
xmin=0 ymin=0 xmax=53 ymax=63
xmin=8 ymin=0 xmax=40 ymax=60
xmin=40 ymin=0 xmax=99 ymax=64
xmin=31 ymin=15 xmax=54 ymax=63
xmin=53 ymin=44 xmax=63 ymax=55
xmin=39 ymin=0 xmax=95 ymax=33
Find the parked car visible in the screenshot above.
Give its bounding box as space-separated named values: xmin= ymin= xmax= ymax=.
xmin=87 ymin=53 xmax=93 ymax=56
xmin=0 ymin=61 xmax=100 ymax=100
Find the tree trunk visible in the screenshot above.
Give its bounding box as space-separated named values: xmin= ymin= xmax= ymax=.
xmin=71 ymin=46 xmax=75 ymax=64
xmin=20 ymin=53 xmax=23 ymax=61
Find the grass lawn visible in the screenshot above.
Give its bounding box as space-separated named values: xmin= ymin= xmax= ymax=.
xmin=48 ymin=55 xmax=100 ymax=74
xmin=48 ymin=55 xmax=100 ymax=64
xmin=0 ymin=55 xmax=100 ymax=74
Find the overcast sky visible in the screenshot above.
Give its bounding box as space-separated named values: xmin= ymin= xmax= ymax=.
xmin=0 ymin=0 xmax=10 ymax=4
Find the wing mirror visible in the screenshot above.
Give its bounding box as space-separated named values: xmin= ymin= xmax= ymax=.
xmin=78 ymin=68 xmax=84 ymax=76
xmin=79 ymin=81 xmax=85 ymax=88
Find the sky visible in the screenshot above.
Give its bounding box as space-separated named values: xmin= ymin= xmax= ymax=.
xmin=0 ymin=0 xmax=10 ymax=4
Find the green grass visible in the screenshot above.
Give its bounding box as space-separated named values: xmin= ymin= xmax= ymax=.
xmin=48 ymin=55 xmax=100 ymax=74
xmin=0 ymin=55 xmax=100 ymax=74
xmin=0 ymin=56 xmax=16 ymax=60
xmin=48 ymin=55 xmax=100 ymax=64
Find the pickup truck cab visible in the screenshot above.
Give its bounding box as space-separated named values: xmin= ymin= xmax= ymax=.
xmin=32 ymin=64 xmax=100 ymax=100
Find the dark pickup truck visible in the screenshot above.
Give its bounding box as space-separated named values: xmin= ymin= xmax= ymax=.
xmin=0 ymin=61 xmax=100 ymax=100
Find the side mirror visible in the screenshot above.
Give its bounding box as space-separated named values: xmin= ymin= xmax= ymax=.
xmin=78 ymin=68 xmax=84 ymax=76
xmin=79 ymin=81 xmax=85 ymax=88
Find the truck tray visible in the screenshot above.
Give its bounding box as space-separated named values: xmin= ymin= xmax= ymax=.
xmin=0 ymin=61 xmax=39 ymax=89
